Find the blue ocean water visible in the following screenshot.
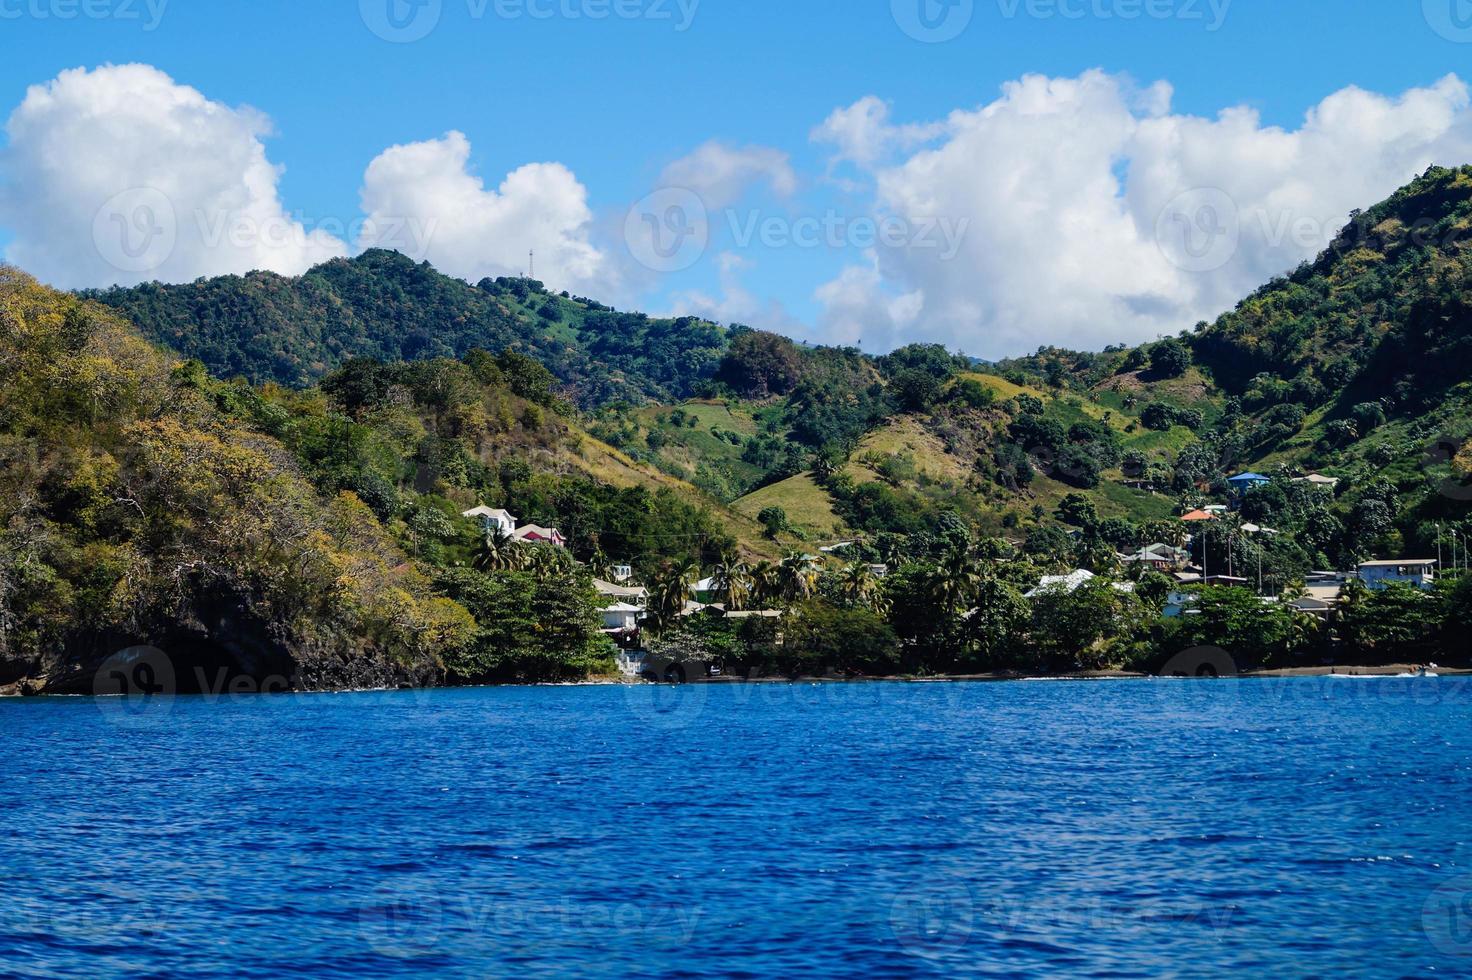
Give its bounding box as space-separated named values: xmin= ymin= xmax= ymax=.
xmin=3 ymin=677 xmax=1472 ymax=977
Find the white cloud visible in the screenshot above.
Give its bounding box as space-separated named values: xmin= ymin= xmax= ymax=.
xmin=811 ymin=95 xmax=944 ymax=170
xmin=0 ymin=64 xmax=346 ymax=289
xmin=665 ymin=251 xmax=806 ymax=333
xmin=814 ymin=71 xmax=1472 ymax=358
xmin=656 ymin=140 xmax=797 ymax=208
xmin=357 ymin=130 xmax=607 ymax=292
xmin=813 ymin=254 xmax=924 ymax=352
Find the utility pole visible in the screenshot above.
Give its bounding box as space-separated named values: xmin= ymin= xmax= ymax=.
xmin=529 ymin=249 xmax=534 ymax=279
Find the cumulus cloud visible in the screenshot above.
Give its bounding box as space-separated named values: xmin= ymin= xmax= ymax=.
xmin=813 ymin=72 xmax=1472 ymax=358
xmin=357 ymin=130 xmax=608 ymax=292
xmin=0 ymin=64 xmax=346 ymax=289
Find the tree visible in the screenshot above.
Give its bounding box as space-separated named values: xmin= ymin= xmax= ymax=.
xmin=1056 ymin=494 xmax=1099 ymax=529
xmin=777 ymin=552 xmax=819 ymax=603
xmin=758 ymin=506 xmax=789 ymax=540
xmin=472 ymin=527 xmax=522 ymax=572
xmin=1340 ymin=581 xmax=1441 ymax=660
xmin=647 ymin=563 xmax=695 ymax=635
xmin=1150 ymin=338 xmax=1191 ymax=378
xmin=712 ymin=561 xmax=754 ymax=612
xmin=1175 ymin=586 xmax=1296 ymax=665
xmin=836 ymin=562 xmax=880 ymax=610
xmin=716 ymin=330 xmax=803 ymax=397
xmin=783 ymin=602 xmax=898 ymax=676
xmin=963 ymin=577 xmax=1029 ymax=668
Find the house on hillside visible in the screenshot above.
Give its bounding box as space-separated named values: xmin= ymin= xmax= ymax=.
xmin=1181 ymin=509 xmax=1216 ymax=524
xmin=1287 ymin=583 xmax=1345 ymax=618
xmin=1358 ymin=559 xmax=1437 ymax=591
xmin=1120 ymin=543 xmax=1190 ymax=572
xmin=462 ymin=505 xmax=517 ymax=537
xmin=594 ymin=579 xmax=649 ymax=606
xmin=599 ymin=602 xmax=643 ymax=634
xmin=513 ymin=524 xmax=566 ymax=548
xmin=1024 ymin=569 xmax=1135 ymax=599
xmin=1293 ymin=473 xmax=1340 ymax=490
xmin=1228 ymin=472 xmax=1270 ymax=494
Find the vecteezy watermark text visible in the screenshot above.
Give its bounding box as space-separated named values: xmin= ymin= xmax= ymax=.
xmin=360 ymin=0 xmax=698 ymax=42
xmin=623 ymin=186 xmax=968 ymax=273
xmin=893 ymin=0 xmax=1229 ymax=42
xmin=0 ymin=0 xmax=167 ymax=29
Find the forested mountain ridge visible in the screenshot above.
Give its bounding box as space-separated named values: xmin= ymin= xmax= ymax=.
xmin=87 ymin=249 xmax=731 ymax=408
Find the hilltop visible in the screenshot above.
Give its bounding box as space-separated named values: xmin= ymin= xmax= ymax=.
xmin=86 ymin=249 xmax=731 ymax=408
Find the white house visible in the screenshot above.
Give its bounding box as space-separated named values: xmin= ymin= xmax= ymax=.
xmin=599 ymin=602 xmax=643 ymax=633
xmin=1357 ymin=560 xmax=1437 ymax=591
xmin=462 ymin=506 xmax=517 ymax=537
xmin=611 ymin=564 xmax=634 ymax=583
xmin=1024 ymin=569 xmax=1135 ymax=599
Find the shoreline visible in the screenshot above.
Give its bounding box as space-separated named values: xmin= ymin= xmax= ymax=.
xmin=4 ymin=665 xmax=1469 ymax=699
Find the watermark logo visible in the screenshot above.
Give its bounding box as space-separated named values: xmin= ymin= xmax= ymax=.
xmin=361 ymin=0 xmax=442 ymax=41
xmin=892 ymin=0 xmax=974 ymax=42
xmin=623 ymin=676 xmax=709 ymax=730
xmin=890 ymin=877 xmax=974 ymax=956
xmin=92 ymin=187 xmax=176 ymax=277
xmin=624 ymin=187 xmax=709 ymax=274
xmin=1424 ymin=0 xmax=1472 ymax=43
xmin=92 ymin=645 xmax=176 ymax=729
xmin=1155 ymin=187 xmax=1240 ymax=273
xmin=1422 ymin=435 xmax=1472 ymax=502
xmin=1424 ymin=874 xmax=1472 ymax=957
xmin=360 ymin=877 xmax=445 ymax=958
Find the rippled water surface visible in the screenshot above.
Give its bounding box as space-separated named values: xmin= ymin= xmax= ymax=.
xmin=4 ymin=677 xmax=1472 ymax=977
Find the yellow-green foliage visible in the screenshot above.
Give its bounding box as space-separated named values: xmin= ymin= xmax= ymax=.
xmin=0 ymin=268 xmax=472 ymax=679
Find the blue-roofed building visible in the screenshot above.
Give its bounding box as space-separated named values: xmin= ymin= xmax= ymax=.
xmin=1227 ymin=472 xmax=1270 ymax=491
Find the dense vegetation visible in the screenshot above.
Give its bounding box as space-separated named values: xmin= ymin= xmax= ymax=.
xmin=0 ymin=270 xmax=747 ymax=694
xmin=7 ymin=166 xmax=1471 ymax=689
xmin=87 ymin=249 xmax=732 ymax=408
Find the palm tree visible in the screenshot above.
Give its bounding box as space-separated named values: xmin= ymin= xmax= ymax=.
xmin=749 ymin=561 xmax=779 ymax=607
xmin=777 ymin=552 xmax=819 ymax=604
xmin=935 ymin=545 xmax=979 ymax=616
xmin=472 ymin=528 xmax=520 ymax=572
xmin=712 ymin=561 xmax=753 ymax=612
xmin=524 ymin=544 xmax=573 ymax=582
xmin=648 ymin=562 xmax=695 ymax=634
xmin=837 ymin=561 xmax=877 ymax=609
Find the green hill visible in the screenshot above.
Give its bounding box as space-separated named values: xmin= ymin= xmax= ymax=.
xmin=86 ymin=249 xmax=731 ymax=408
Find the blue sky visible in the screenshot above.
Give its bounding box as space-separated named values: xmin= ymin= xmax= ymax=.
xmin=1 ymin=1 xmax=1470 ymax=356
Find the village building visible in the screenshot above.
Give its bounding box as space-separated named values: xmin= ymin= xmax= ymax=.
xmin=512 ymin=524 xmax=566 ymax=548
xmin=1025 ymin=569 xmax=1136 ymax=599
xmin=1357 ymin=559 xmax=1437 ymax=591
xmin=462 ymin=505 xmax=517 ymax=537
